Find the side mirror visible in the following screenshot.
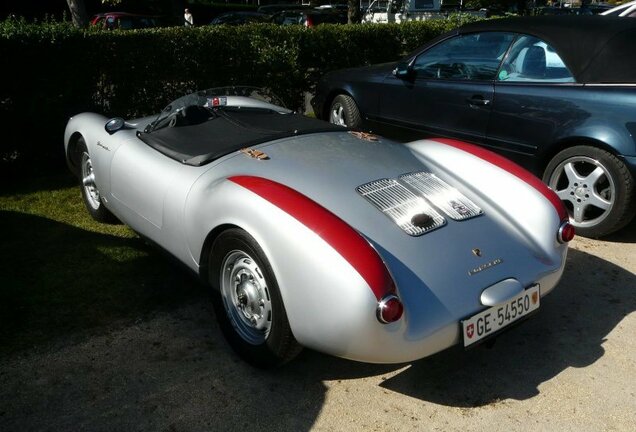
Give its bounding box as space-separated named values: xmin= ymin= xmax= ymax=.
xmin=393 ymin=62 xmax=413 ymax=80
xmin=105 ymin=117 xmax=125 ymax=134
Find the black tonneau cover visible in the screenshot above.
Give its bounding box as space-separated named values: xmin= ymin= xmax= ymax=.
xmin=138 ymin=109 xmax=344 ymax=166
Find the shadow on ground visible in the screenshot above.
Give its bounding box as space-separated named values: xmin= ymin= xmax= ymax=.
xmin=0 ymin=210 xmax=203 ymax=352
xmin=0 ymin=174 xmax=77 ymax=196
xmin=0 ymin=211 xmax=329 ymax=432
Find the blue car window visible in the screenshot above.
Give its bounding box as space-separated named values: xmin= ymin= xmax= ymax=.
xmin=497 ymin=35 xmax=575 ymax=83
xmin=412 ymin=32 xmax=515 ymax=81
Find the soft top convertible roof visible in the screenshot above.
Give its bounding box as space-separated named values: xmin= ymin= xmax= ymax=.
xmin=459 ymin=16 xmax=636 ymax=83
xmin=138 ymin=108 xmax=344 ymax=166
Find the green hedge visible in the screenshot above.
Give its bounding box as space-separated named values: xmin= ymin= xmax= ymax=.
xmin=0 ymin=15 xmax=481 ymax=178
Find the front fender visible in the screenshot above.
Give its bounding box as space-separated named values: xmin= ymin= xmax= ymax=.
xmin=64 ymin=113 xmax=110 ymax=173
xmin=64 ymin=113 xmax=138 ymax=202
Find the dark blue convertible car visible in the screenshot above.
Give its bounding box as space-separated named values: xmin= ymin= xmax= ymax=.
xmin=312 ymin=16 xmax=636 ymax=237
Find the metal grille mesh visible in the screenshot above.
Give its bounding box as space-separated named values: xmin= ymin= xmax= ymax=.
xmin=357 ymin=179 xmax=446 ymax=236
xmin=400 ymin=172 xmax=483 ymax=221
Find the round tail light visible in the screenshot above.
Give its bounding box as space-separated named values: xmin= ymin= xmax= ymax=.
xmin=558 ymin=221 xmax=575 ymax=243
xmin=377 ymin=294 xmax=404 ymax=324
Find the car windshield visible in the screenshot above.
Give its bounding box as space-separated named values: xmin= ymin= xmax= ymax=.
xmin=147 ymin=86 xmax=287 ymax=133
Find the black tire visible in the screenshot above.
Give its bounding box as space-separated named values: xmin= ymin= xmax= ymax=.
xmin=328 ymin=94 xmax=362 ymax=129
xmin=209 ymin=228 xmax=301 ymax=368
xmin=77 ymin=138 xmax=119 ymax=224
xmin=543 ymin=145 xmax=636 ymax=238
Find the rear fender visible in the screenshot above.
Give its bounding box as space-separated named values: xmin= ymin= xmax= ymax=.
xmin=186 ymin=176 xmax=399 ymax=358
xmin=407 ymin=138 xmax=569 ymax=257
xmin=541 ymin=129 xmax=636 ymax=172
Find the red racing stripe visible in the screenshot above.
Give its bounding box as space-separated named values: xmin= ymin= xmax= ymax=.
xmin=229 ymin=175 xmax=395 ymax=300
xmin=431 ymin=138 xmax=568 ymax=221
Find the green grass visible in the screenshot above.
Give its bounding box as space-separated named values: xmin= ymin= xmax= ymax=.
xmin=0 ymin=176 xmax=203 ymax=354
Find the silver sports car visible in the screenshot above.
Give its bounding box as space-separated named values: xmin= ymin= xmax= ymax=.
xmin=64 ymin=87 xmax=574 ymax=367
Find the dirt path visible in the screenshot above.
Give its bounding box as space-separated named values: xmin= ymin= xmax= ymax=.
xmin=1 ymin=223 xmax=635 ymax=432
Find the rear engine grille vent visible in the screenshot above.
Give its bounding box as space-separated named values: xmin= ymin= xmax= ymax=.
xmin=357 ymin=179 xmax=446 ymax=236
xmin=400 ymin=172 xmax=483 ymax=221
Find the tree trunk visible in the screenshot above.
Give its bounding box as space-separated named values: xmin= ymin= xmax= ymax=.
xmin=348 ymin=0 xmax=362 ymax=23
xmin=66 ymin=0 xmax=89 ymax=28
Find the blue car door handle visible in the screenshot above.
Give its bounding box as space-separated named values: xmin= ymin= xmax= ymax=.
xmin=467 ymin=96 xmax=491 ymax=106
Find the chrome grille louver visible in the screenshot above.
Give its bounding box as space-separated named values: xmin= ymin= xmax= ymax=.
xmin=357 ymin=179 xmax=446 ymax=236
xmin=400 ymin=172 xmax=483 ymax=221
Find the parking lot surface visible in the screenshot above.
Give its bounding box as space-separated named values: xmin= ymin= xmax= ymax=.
xmin=1 ymin=223 xmax=634 ymax=432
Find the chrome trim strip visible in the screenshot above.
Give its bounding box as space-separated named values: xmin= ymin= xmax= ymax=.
xmin=583 ymin=83 xmax=636 ymax=87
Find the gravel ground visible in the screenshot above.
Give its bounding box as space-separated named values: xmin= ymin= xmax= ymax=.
xmin=1 ymin=222 xmax=635 ymax=432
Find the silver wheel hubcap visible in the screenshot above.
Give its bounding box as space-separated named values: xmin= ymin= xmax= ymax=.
xmin=330 ymin=103 xmax=347 ymax=127
xmin=548 ymin=156 xmax=615 ymax=228
xmin=220 ymin=250 xmax=272 ymax=345
xmin=81 ymin=152 xmax=101 ymax=210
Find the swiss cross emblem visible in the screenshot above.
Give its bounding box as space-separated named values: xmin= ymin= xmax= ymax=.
xmin=466 ymin=324 xmax=474 ymax=339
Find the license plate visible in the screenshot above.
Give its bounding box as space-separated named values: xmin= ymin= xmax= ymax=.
xmin=462 ymin=285 xmax=540 ymax=348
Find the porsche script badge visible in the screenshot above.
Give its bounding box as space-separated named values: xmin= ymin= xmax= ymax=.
xmin=468 ymin=258 xmax=503 ymax=276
